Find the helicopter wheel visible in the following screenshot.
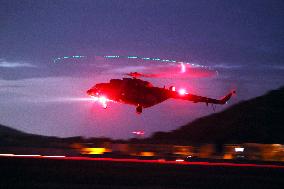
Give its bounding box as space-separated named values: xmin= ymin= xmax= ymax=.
xmin=136 ymin=105 xmax=143 ymax=114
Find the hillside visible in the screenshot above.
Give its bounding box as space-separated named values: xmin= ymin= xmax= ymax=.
xmin=0 ymin=124 xmax=71 ymax=147
xmin=0 ymin=124 xmax=28 ymax=137
xmin=148 ymin=86 xmax=284 ymax=144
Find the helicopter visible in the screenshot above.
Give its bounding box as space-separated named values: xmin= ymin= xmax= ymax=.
xmin=87 ymin=72 xmax=235 ymax=114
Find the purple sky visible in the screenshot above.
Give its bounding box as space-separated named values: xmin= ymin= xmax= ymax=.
xmin=0 ymin=0 xmax=283 ymax=139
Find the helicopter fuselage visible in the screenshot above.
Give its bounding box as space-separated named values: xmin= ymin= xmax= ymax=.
xmin=87 ymin=78 xmax=171 ymax=108
xmin=87 ymin=77 xmax=235 ymax=113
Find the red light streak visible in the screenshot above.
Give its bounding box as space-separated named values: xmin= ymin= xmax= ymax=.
xmin=180 ymin=63 xmax=186 ymax=73
xmin=0 ymin=154 xmax=15 ymax=157
xmin=13 ymin=155 xmax=41 ymax=157
xmin=1 ymin=155 xmax=284 ymax=169
xmin=132 ymin=131 xmax=145 ymax=135
xmin=43 ymin=156 xmax=66 ymax=158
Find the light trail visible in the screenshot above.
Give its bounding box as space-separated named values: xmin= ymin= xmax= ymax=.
xmin=0 ymin=154 xmax=14 ymax=156
xmin=2 ymin=155 xmax=284 ymax=169
xmin=103 ymin=55 xmax=212 ymax=70
xmin=52 ymin=54 xmax=214 ymax=70
xmin=53 ymin=55 xmax=86 ymax=63
xmin=13 ymin=155 xmax=42 ymax=157
xmin=52 ymin=54 xmax=218 ymax=78
xmin=35 ymin=97 xmax=96 ymax=103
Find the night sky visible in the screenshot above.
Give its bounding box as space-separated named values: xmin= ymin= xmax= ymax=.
xmin=1 ymin=0 xmax=283 ymax=139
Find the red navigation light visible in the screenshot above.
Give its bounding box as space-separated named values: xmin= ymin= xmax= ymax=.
xmin=132 ymin=131 xmax=145 ymax=136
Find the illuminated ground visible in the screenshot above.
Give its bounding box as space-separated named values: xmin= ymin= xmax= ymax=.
xmin=0 ymin=156 xmax=283 ymax=188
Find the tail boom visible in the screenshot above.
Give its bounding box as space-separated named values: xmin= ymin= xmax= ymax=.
xmin=171 ymin=90 xmax=236 ymax=105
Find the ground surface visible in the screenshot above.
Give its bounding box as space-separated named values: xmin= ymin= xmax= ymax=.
xmin=0 ymin=156 xmax=283 ymax=189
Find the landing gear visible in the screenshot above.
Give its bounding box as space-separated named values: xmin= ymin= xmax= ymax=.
xmin=136 ymin=104 xmax=143 ymax=114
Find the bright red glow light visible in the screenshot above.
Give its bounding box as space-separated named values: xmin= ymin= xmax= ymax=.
xmin=178 ymin=88 xmax=188 ymax=95
xmin=132 ymin=131 xmax=145 ymax=135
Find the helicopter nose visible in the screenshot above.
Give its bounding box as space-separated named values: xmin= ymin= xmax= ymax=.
xmin=87 ymin=88 xmax=101 ymax=97
xmin=87 ymin=89 xmax=95 ymax=96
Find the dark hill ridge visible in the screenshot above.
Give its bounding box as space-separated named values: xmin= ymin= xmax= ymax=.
xmin=149 ymin=86 xmax=284 ymax=144
xmin=0 ymin=124 xmax=74 ymax=147
xmin=0 ymin=124 xmax=28 ymax=137
xmin=0 ymin=123 xmax=91 ymax=148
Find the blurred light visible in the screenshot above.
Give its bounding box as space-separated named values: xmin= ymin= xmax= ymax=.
xmin=235 ymin=147 xmax=244 ymax=152
xmin=81 ymin=148 xmax=109 ymax=155
xmin=99 ymin=96 xmax=107 ymax=108
xmin=178 ymin=88 xmax=187 ymax=95
xmin=175 ymin=159 xmax=184 ymax=162
xmin=14 ymin=155 xmax=41 ymax=157
xmin=105 ymin=55 xmax=119 ymax=58
xmin=91 ymin=96 xmax=112 ymax=108
xmin=181 ymin=63 xmax=186 ymax=73
xmin=0 ymin=154 xmax=15 ymax=156
xmin=223 ymin=154 xmax=233 ymax=159
xmin=132 ymin=131 xmax=145 ymax=135
xmin=43 ymin=156 xmax=66 ymax=158
xmin=140 ymin=152 xmax=154 ymax=157
xmin=272 ymin=144 xmax=282 ymax=147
